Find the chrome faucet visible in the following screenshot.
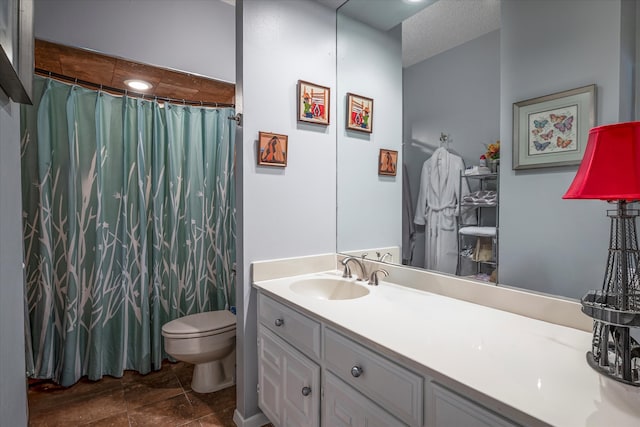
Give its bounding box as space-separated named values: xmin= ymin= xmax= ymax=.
xmin=377 ymin=252 xmax=392 ymax=262
xmin=368 ymin=269 xmax=389 ymax=286
xmin=341 ymin=256 xmax=368 ymax=281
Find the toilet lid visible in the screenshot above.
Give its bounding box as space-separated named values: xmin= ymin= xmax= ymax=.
xmin=162 ymin=310 xmax=236 ymax=338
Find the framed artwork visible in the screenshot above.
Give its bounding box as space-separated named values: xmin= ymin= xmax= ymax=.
xmin=378 ymin=149 xmax=398 ymax=176
xmin=346 ymin=92 xmax=373 ymax=133
xmin=258 ymin=132 xmax=288 ymax=167
xmin=298 ymin=80 xmax=330 ymax=125
xmin=513 ymin=84 xmax=596 ymax=170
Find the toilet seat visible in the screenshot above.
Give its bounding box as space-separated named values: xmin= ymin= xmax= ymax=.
xmin=162 ymin=310 xmax=236 ymax=339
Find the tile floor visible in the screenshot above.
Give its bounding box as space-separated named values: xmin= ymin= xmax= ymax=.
xmin=27 ymin=361 xmax=273 ymax=427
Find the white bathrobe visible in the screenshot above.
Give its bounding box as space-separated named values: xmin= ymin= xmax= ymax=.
xmin=414 ymin=147 xmax=470 ymax=274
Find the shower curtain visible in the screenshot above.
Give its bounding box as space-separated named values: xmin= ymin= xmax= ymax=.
xmin=20 ymin=76 xmax=236 ymax=386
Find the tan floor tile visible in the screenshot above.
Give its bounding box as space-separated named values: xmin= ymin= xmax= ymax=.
xmin=29 ymin=388 xmax=126 ymax=426
xmin=128 ymin=393 xmax=197 ymax=427
xmin=28 ymin=364 xmax=240 ymax=427
xmin=81 ymin=411 xmax=130 ymax=426
xmin=195 ymin=413 xmax=234 ymax=427
xmin=185 ymin=386 xmax=235 ymax=420
xmin=28 ymin=376 xmax=123 ymax=413
xmin=170 ymin=362 xmax=195 ymax=391
xmin=123 ymin=368 xmax=184 ymax=409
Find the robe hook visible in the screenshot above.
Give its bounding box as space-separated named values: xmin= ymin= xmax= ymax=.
xmin=440 ymin=132 xmax=451 ymax=148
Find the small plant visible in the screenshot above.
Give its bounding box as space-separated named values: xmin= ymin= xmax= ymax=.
xmin=485 ymin=140 xmax=500 ymax=160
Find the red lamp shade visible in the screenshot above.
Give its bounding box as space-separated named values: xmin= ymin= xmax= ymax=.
xmin=563 ymin=121 xmax=640 ymax=200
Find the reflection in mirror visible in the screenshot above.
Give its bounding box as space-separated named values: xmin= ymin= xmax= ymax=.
xmin=336 ymin=0 xmax=403 ymax=261
xmin=337 ymin=0 xmax=638 ymax=300
xmin=337 ymin=0 xmax=500 ymax=281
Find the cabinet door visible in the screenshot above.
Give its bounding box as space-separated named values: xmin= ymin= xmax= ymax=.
xmin=258 ymin=326 xmax=320 ymax=427
xmin=324 ymin=372 xmax=407 ymax=427
xmin=429 ymin=383 xmax=519 ymax=427
xmin=324 ymin=328 xmax=422 ymax=426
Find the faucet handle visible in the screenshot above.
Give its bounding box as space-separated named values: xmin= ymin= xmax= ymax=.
xmin=341 ymin=257 xmax=352 ymax=278
xmin=368 ymin=269 xmax=389 ymax=286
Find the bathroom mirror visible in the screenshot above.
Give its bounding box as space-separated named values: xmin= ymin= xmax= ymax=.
xmin=336 ymin=0 xmax=638 ymax=300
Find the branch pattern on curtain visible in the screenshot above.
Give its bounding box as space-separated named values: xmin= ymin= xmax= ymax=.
xmin=20 ymin=76 xmax=236 ymax=386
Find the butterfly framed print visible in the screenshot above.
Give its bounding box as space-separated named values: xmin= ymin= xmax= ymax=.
xmin=513 ymin=84 xmax=596 ymax=170
xmin=298 ymin=80 xmax=330 ymax=125
xmin=346 ymin=93 xmax=373 ymax=133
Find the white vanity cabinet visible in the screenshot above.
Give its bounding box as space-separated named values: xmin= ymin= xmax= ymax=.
xmin=257 ymin=292 xmax=521 ymax=427
xmin=258 ymin=293 xmax=422 ymax=427
xmin=258 ymin=295 xmax=322 ymax=427
xmin=258 ymin=326 xmax=320 ymax=427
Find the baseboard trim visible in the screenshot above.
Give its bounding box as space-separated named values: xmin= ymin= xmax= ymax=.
xmin=232 ymin=409 xmax=270 ymax=427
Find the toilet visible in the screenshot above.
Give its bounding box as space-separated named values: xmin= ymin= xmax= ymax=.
xmin=162 ymin=310 xmax=236 ymax=393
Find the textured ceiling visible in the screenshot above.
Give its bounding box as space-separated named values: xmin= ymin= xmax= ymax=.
xmin=402 ymin=0 xmax=501 ymax=67
xmin=320 ymin=0 xmax=501 ymax=68
xmin=338 ymin=0 xmax=437 ymax=32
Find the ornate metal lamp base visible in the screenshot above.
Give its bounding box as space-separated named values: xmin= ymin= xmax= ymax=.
xmin=580 ymin=202 xmax=640 ymax=386
xmin=586 ymin=350 xmax=640 ymax=387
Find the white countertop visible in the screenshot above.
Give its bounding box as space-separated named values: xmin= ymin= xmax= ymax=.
xmin=254 ymin=270 xmax=640 ymax=427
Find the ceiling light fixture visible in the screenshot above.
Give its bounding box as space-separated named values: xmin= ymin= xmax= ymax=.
xmin=124 ymin=79 xmax=152 ymax=91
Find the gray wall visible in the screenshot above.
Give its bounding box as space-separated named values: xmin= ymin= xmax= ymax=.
xmin=0 ymin=95 xmax=28 ymax=425
xmin=34 ymin=0 xmax=236 ymax=82
xmin=499 ymin=0 xmax=634 ymax=298
xmin=403 ymin=30 xmax=500 ymax=269
xmin=336 ymin=15 xmax=403 ymax=253
xmin=235 ymin=0 xmax=336 ymax=422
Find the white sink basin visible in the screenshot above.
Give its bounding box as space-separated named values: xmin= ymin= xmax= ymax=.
xmin=289 ymin=277 xmax=370 ymax=300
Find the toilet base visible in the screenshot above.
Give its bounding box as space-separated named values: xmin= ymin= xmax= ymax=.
xmin=191 ymin=360 xmax=235 ymax=394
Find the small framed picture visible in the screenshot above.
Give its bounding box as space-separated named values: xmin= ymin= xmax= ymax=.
xmin=346 ymin=93 xmax=373 ymax=133
xmin=378 ymin=149 xmax=398 ymax=176
xmin=298 ymin=80 xmax=330 ymax=125
xmin=258 ymin=132 xmax=288 ymax=167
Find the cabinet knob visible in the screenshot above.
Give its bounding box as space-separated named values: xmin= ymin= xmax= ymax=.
xmin=274 ymin=318 xmax=284 ymax=327
xmin=301 ymin=386 xmax=311 ymax=396
xmin=350 ymin=365 xmax=363 ymax=378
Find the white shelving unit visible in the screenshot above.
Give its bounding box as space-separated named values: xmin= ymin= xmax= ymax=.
xmin=456 ymin=172 xmax=499 ymax=282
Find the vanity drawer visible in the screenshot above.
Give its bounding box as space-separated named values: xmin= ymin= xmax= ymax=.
xmin=324 ymin=328 xmax=423 ymax=427
xmin=429 ymin=383 xmax=520 ymax=427
xmin=258 ymin=294 xmax=321 ymax=360
xmin=324 ymin=371 xmax=406 ymax=427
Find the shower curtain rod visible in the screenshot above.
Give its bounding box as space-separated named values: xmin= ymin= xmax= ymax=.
xmin=35 ymin=68 xmax=235 ymax=108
